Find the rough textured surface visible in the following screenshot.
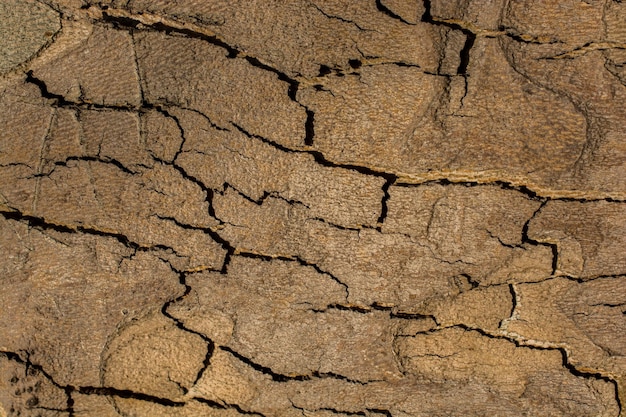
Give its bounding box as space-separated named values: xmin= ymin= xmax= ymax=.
xmin=1 ymin=1 xmax=625 ymax=416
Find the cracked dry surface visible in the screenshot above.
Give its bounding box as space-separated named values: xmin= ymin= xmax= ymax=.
xmin=0 ymin=1 xmax=625 ymax=416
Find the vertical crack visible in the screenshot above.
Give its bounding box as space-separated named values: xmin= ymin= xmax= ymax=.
xmin=65 ymin=386 xmax=75 ymax=417
xmin=457 ymin=32 xmax=476 ymax=75
xmin=376 ymin=175 xmax=397 ymax=230
xmin=128 ymin=29 xmax=145 ymax=107
xmin=521 ymin=201 xmax=558 ymax=275
xmin=304 ymin=109 xmax=315 ymax=146
xmin=420 ymin=0 xmax=475 ymax=76
xmin=159 ymin=265 xmax=215 ymax=386
xmin=421 ymin=0 xmax=432 ymax=22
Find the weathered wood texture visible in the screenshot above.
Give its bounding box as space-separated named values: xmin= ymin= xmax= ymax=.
xmin=1 ymin=0 xmax=625 ymax=416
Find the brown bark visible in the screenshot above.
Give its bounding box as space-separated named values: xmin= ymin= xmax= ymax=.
xmin=1 ymin=1 xmax=625 ymax=416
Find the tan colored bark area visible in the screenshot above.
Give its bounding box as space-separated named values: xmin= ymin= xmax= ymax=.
xmin=1 ymin=0 xmax=625 ymax=416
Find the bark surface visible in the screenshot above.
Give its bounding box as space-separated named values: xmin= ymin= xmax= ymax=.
xmin=1 ymin=0 xmax=625 ymax=416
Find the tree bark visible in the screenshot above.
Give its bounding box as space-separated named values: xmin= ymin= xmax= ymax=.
xmin=1 ymin=1 xmax=625 ymax=416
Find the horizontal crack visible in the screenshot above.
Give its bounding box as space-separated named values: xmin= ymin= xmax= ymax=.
xmin=401 ymin=322 xmax=622 ymax=412
xmin=0 ymin=208 xmax=159 ymax=252
xmin=22 ymin=62 xmax=626 ymax=203
xmin=220 ymin=346 xmax=371 ymax=385
xmin=0 ymin=349 xmax=269 ymax=414
xmin=230 ymin=122 xmax=397 ymax=181
xmin=395 ymin=177 xmax=626 ymax=203
xmin=193 ymin=397 xmax=268 ymax=416
xmin=542 ymin=41 xmax=626 ymax=60
xmin=219 ymin=346 xmax=309 ymax=383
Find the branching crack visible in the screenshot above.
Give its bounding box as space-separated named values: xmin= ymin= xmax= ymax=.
xmin=22 ymin=57 xmax=626 ymax=204
xmin=0 ymin=350 xmax=268 ymax=415
xmin=99 ymin=9 xmax=316 ymax=113
xmin=402 ymin=322 xmax=622 ymax=413
xmin=231 ymin=122 xmax=397 ymax=182
xmin=159 ymin=260 xmax=216 ymax=386
xmin=521 ymin=201 xmax=559 ymax=275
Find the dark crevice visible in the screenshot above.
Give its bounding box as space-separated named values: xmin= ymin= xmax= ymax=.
xmin=395 ymin=178 xmax=543 ymax=200
xmin=421 ymin=0 xmax=432 ymax=21
xmin=368 ymin=409 xmax=393 ymax=417
xmin=396 ymin=178 xmax=626 ymax=203
xmin=391 ymin=311 xmax=436 ymax=321
xmin=103 ymin=13 xmax=239 ymax=57
xmin=0 ymin=209 xmax=142 ymax=251
xmin=101 ymin=12 xmax=307 ymax=106
xmin=497 ymin=26 xmax=560 ymax=45
xmin=25 ymin=70 xmax=73 ymax=106
xmin=219 ymin=248 xmax=234 ymax=274
xmin=77 ymin=386 xmax=184 ymax=407
xmin=235 ymin=251 xmax=349 ymax=296
xmin=304 ymin=109 xmax=315 ymax=146
xmin=65 ymin=387 xmax=75 ymax=417
xmin=500 ymin=284 xmax=518 ymax=329
xmin=455 ymin=273 xmax=480 ymax=290
xmin=310 ymin=2 xmax=371 ymax=31
xmin=230 ymin=122 xmax=396 ymax=181
xmin=292 ymin=256 xmax=349 ymax=293
xmin=159 ymin=263 xmax=215 ymax=385
xmin=151 ymin=214 xmax=233 ymax=274
xmin=457 ymin=33 xmax=476 ymax=75
xmin=308 ymin=217 xmax=372 ymax=232
xmin=375 ymin=0 xmax=415 ymax=25
xmin=26 ymin=70 xmax=143 ymax=112
xmin=0 ymin=351 xmax=65 ymax=390
xmin=318 ymin=64 xmax=333 ymax=76
xmin=348 ymin=59 xmax=362 ymax=69
xmin=220 ymin=346 xmax=310 ymax=382
xmin=47 ymin=155 xmax=137 ymax=176
xmin=521 ymin=202 xmax=558 ymax=275
xmin=217 ymin=182 xmax=309 ymax=209
xmin=376 ymin=175 xmax=397 ymax=228
xmin=219 ymin=346 xmax=369 ymax=385
xmin=421 ymin=0 xmax=475 ymax=76
xmin=559 ymin=353 xmax=622 ymax=414
xmin=552 ymin=196 xmax=626 ymax=203
xmin=312 ymin=302 xmax=437 ymax=322
xmin=243 ymin=56 xmax=300 ymax=101
xmin=311 ymin=371 xmax=369 ymax=385
xmin=193 ymin=397 xmax=267 ymax=416
xmin=487 ymin=230 xmax=522 ymax=249
xmin=418 ymin=323 xmax=622 ymax=412
xmin=316 ymin=407 xmax=366 ymax=416
xmin=231 ymin=122 xmax=302 ymax=153
xmin=312 ymin=303 xmax=371 ymax=314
